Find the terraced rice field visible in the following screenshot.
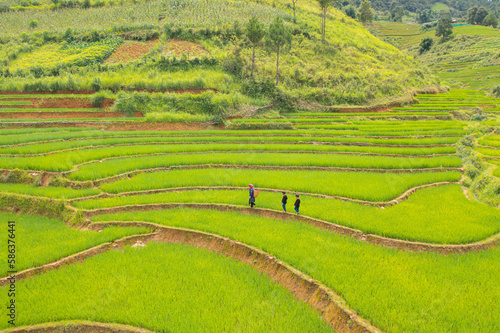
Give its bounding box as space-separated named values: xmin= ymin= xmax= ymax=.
xmin=373 ymin=23 xmax=500 ymax=89
xmin=1 ymin=89 xmax=500 ymax=333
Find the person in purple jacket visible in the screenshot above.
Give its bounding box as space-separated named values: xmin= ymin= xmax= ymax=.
xmin=249 ymin=184 xmax=256 ymax=208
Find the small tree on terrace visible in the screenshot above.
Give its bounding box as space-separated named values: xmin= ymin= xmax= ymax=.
xmin=246 ymin=17 xmax=265 ymax=77
xmin=436 ymin=10 xmax=453 ymax=41
xmin=358 ymin=0 xmax=374 ymax=24
xmin=267 ymin=17 xmax=292 ymax=85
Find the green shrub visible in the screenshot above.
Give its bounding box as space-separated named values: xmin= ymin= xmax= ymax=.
xmin=471 ymin=108 xmax=488 ymax=121
xmin=493 ymin=86 xmax=500 ymax=98
xmin=113 ymin=91 xmax=142 ymax=116
xmin=113 ymin=91 xmax=242 ymax=120
xmin=90 ymin=91 xmax=108 ymax=107
xmin=91 ymin=77 xmax=102 ymax=91
xmin=464 ymin=164 xmax=481 ymax=180
xmin=28 ymin=20 xmax=38 ymax=29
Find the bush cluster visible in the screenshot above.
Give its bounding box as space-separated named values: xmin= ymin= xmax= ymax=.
xmin=113 ymin=91 xmax=243 ymax=124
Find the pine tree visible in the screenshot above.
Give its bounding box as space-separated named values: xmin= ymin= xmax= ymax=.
xmin=246 ymin=17 xmax=265 ymax=77
xmin=291 ymin=0 xmax=298 ymax=21
xmin=267 ymin=17 xmax=292 ymax=85
xmin=316 ymin=0 xmax=339 ymax=43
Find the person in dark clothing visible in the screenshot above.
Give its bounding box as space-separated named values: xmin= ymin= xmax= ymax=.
xmin=281 ymin=192 xmax=288 ymax=212
xmin=249 ymin=184 xmax=255 ymax=208
xmin=294 ymin=194 xmax=300 ymax=215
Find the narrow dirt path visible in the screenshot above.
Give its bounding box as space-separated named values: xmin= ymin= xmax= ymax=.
xmin=73 ymin=182 xmax=460 ymax=208
xmin=82 ymin=203 xmax=500 ymax=254
xmin=0 ymin=321 xmax=155 ymax=333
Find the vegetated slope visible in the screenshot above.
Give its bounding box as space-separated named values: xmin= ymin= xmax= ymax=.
xmin=373 ymin=23 xmax=500 ymax=90
xmin=370 ymin=0 xmax=499 ymax=14
xmin=0 ymin=0 xmax=437 ymax=109
xmin=412 ymin=33 xmax=500 ymax=89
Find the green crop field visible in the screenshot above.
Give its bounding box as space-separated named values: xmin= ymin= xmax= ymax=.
xmin=0 ymin=0 xmax=499 ymax=332
xmin=0 ymin=212 xmax=147 ymax=277
xmin=0 ymin=88 xmax=498 ymax=333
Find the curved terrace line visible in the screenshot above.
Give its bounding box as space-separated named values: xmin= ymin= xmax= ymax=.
xmin=0 ymin=131 xmax=465 ymax=141
xmin=82 ymin=203 xmax=500 ymax=253
xmin=0 ymin=145 xmax=456 ymax=158
xmin=1 ymin=139 xmax=457 ymax=149
xmin=477 ymin=144 xmax=500 ymax=151
xmin=65 ymin=165 xmax=463 ymax=186
xmin=0 ymin=134 xmax=459 ymax=149
xmin=0 ymin=165 xmax=462 ymax=187
xmin=0 ymin=320 xmax=155 ymax=333
xmin=73 ymin=182 xmax=460 ymax=206
xmin=0 ymin=224 xmax=383 ymax=333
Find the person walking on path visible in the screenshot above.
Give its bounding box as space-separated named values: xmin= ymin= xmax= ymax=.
xmin=282 ymin=192 xmax=288 ymax=212
xmin=294 ymin=194 xmax=300 ymax=215
xmin=249 ymin=184 xmax=256 ymax=208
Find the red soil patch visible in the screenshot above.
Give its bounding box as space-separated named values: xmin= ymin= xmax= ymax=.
xmin=0 ymin=90 xmax=95 ymax=95
xmin=105 ymin=40 xmax=159 ymax=64
xmin=1 ymin=98 xmax=113 ymax=109
xmin=164 ymin=39 xmax=210 ymax=58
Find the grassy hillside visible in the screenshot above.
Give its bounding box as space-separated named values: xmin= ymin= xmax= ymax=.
xmin=0 ymin=0 xmax=437 ymax=116
xmin=431 ymin=2 xmax=450 ymax=11
xmin=372 ymin=22 xmax=500 ymax=90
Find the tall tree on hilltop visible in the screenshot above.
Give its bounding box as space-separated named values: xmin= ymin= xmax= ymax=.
xmin=390 ymin=5 xmax=404 ymax=22
xmin=291 ymin=0 xmax=298 ymax=21
xmin=436 ymin=10 xmax=453 ymax=41
xmin=267 ymin=17 xmax=292 ymax=85
xmin=345 ymin=5 xmax=357 ymax=19
xmin=316 ymin=0 xmax=339 ymax=43
xmin=358 ymin=0 xmax=374 ymax=24
xmin=246 ymin=17 xmax=265 ymax=77
xmin=483 ymin=13 xmax=498 ymax=28
xmin=467 ymin=6 xmax=478 ymax=24
xmin=474 ymin=7 xmax=489 ymax=25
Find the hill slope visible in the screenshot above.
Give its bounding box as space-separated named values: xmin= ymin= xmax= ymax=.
xmin=372 ymin=21 xmax=500 ymax=90
xmin=0 ymin=0 xmax=437 ymax=113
